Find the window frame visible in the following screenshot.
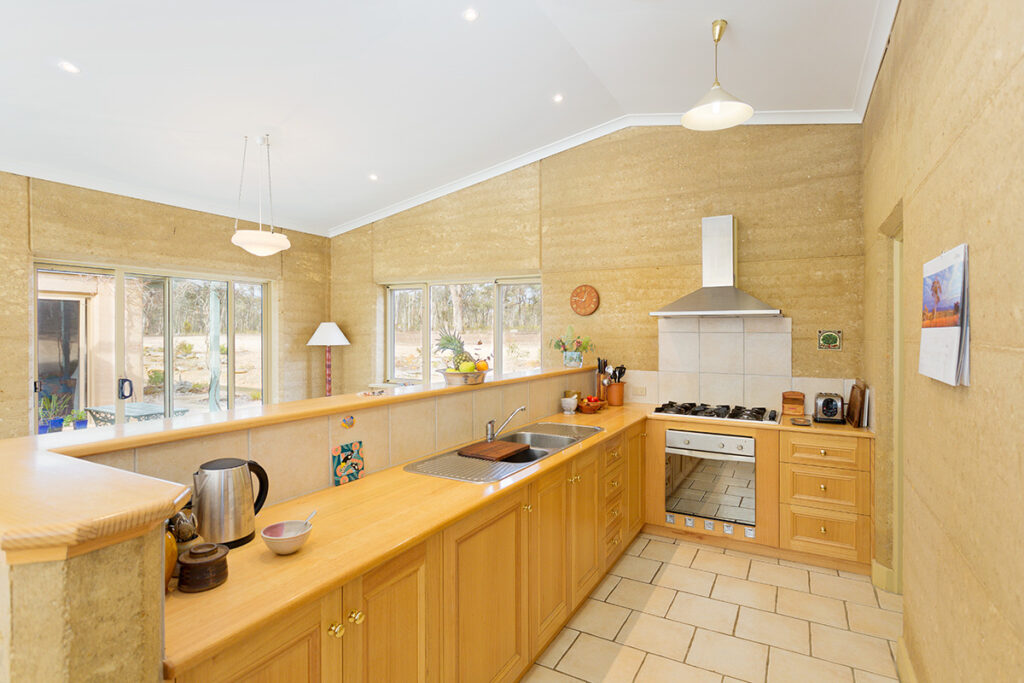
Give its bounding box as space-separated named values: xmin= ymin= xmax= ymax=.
xmin=384 ymin=276 xmax=541 ymax=384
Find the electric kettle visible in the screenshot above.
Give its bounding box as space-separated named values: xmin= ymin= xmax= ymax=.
xmin=193 ymin=458 xmax=269 ymax=548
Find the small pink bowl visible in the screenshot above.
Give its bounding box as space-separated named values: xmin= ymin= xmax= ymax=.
xmin=260 ymin=520 xmax=312 ymax=555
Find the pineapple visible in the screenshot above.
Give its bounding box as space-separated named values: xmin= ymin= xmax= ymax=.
xmin=435 ymin=327 xmax=475 ymax=370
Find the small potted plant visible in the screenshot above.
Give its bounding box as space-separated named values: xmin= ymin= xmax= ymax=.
xmin=550 ymin=326 xmax=595 ymax=368
xmin=39 ymin=394 xmax=71 ymax=433
xmin=65 ymin=409 xmax=89 ymax=430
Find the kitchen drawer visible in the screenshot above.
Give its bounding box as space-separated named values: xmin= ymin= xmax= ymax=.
xmin=780 ymin=432 xmax=869 ymax=470
xmin=780 ymin=504 xmax=870 ymax=563
xmin=781 ymin=463 xmax=870 ymax=514
xmin=605 ymin=493 xmax=624 ymax=534
xmin=604 ymin=435 xmax=624 ymax=469
xmin=604 ymin=523 xmax=624 ymax=566
xmin=603 ymin=465 xmax=625 ymax=500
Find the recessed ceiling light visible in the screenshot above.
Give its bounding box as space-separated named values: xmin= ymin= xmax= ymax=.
xmin=463 ymin=8 xmax=478 ymax=21
xmin=552 ymin=93 xmax=564 ymax=103
xmin=368 ymin=173 xmax=379 ymax=181
xmin=57 ymin=60 xmax=80 ymax=74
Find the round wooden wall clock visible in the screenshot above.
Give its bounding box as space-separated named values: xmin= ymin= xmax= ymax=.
xmin=570 ymin=284 xmax=600 ymax=316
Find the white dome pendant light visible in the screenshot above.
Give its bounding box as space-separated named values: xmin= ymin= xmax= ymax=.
xmin=682 ymin=19 xmax=754 ymax=131
xmin=230 ymin=134 xmax=291 ymax=257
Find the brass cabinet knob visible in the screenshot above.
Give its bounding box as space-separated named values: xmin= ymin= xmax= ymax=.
xmin=610 ymin=508 xmax=620 ymax=518
xmin=347 ymin=610 xmax=365 ymax=625
xmin=819 ymin=449 xmax=827 ymax=456
xmin=568 ymin=474 xmax=581 ymax=484
xmin=327 ymin=623 xmax=345 ymax=638
xmin=610 ymin=479 xmax=620 ymax=488
xmin=819 ymin=526 xmax=827 ymax=535
xmin=819 ymin=483 xmax=827 ymax=491
xmin=610 ymin=450 xmax=620 ymax=460
xmin=522 ymin=504 xmax=533 ymax=512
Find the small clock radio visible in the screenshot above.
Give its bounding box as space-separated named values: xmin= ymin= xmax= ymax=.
xmin=813 ymin=392 xmax=846 ymax=424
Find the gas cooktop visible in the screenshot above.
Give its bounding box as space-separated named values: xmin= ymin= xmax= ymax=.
xmin=653 ymin=401 xmax=778 ymax=423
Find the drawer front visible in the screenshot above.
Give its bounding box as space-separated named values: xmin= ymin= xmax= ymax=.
xmin=605 ymin=493 xmax=624 ymax=534
xmin=781 ymin=432 xmax=868 ymax=470
xmin=781 ymin=463 xmax=870 ymax=514
xmin=604 ymin=465 xmax=625 ymax=500
xmin=604 ymin=435 xmax=625 ymax=469
xmin=780 ymin=504 xmax=870 ymax=563
xmin=604 ymin=523 xmax=624 ymax=566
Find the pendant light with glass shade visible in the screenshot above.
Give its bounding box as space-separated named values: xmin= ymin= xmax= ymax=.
xmin=681 ymin=19 xmax=754 ymax=131
xmin=230 ymin=134 xmax=291 ymax=257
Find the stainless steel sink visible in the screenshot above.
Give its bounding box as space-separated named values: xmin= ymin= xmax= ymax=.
xmin=404 ymin=422 xmax=603 ymax=483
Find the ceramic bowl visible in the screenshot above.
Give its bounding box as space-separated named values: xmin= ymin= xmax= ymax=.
xmin=261 ymin=520 xmax=312 ymax=555
xmin=560 ymin=397 xmax=577 ymax=414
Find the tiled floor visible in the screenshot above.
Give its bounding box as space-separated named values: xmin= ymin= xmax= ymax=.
xmin=667 ymin=459 xmax=756 ymax=525
xmin=525 ymin=533 xmax=902 ymax=683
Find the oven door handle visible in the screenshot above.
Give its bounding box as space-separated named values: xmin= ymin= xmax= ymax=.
xmin=666 ymin=446 xmax=753 ymax=463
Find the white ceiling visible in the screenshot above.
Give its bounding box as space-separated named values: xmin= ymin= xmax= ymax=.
xmin=0 ymin=1 xmax=897 ymax=237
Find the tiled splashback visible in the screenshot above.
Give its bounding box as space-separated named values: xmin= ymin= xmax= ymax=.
xmin=625 ymin=317 xmax=855 ymax=416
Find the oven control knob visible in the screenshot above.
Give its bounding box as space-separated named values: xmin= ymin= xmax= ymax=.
xmin=684 ymin=439 xmax=690 ymax=445
xmin=736 ymin=444 xmax=743 ymax=451
xmin=719 ymin=443 xmax=725 ymax=449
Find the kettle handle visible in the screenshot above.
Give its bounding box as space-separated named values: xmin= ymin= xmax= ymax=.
xmin=247 ymin=460 xmax=269 ymax=515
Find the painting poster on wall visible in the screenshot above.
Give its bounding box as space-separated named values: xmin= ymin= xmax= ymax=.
xmin=918 ymin=244 xmax=969 ymax=386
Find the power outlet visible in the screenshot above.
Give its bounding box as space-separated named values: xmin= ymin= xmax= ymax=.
xmin=684 ymin=517 xmax=695 ymax=528
xmin=723 ymin=524 xmax=734 ymax=535
xmin=633 ymin=386 xmax=647 ymax=397
xmin=744 ymin=527 xmax=756 ymax=539
xmin=703 ymin=520 xmax=715 ymax=531
xmin=665 ymin=513 xmax=676 ymax=524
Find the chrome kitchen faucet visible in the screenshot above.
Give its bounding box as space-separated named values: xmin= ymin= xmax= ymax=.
xmin=486 ymin=405 xmax=526 ymax=442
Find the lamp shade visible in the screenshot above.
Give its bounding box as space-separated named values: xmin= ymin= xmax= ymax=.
xmin=231 ymin=229 xmax=291 ymax=257
xmin=306 ymin=322 xmax=350 ymax=347
xmin=681 ymin=84 xmax=754 ymax=131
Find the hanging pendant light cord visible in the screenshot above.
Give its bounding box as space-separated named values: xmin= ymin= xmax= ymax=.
xmin=264 ymin=134 xmax=277 ymax=235
xmin=713 ymin=37 xmax=720 ymax=86
xmin=232 ymin=136 xmax=248 ymax=233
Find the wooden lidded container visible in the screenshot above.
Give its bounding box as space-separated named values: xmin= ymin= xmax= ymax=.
xmin=177 ymin=543 xmax=229 ymax=593
xmin=782 ymin=391 xmax=805 ymax=416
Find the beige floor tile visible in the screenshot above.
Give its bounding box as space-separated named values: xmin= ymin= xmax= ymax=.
xmin=888 ymin=640 xmax=896 ymax=660
xmin=641 ymin=540 xmax=698 ymax=566
xmin=568 ymin=599 xmax=630 ymax=640
xmin=635 ymin=654 xmax=723 ymax=683
xmin=711 ymin=575 xmax=777 ymax=611
xmin=591 ymin=574 xmax=621 ymax=601
xmin=522 ymin=665 xmax=585 ymax=682
xmin=810 ymin=624 xmax=897 ymax=678
xmin=853 ymin=670 xmax=899 ymax=683
xmin=874 ymin=588 xmax=903 ymax=613
xmin=724 ymin=548 xmax=777 ymax=564
xmin=653 ymin=563 xmax=716 ymax=597
xmin=748 ymin=561 xmax=809 ymax=592
xmin=666 ymin=591 xmax=739 ymax=634
xmin=846 ymin=603 xmax=902 ymax=641
xmin=639 ymin=532 xmax=677 ymax=544
xmin=767 ymin=647 xmax=853 ymax=683
xmin=615 ymin=611 xmax=695 ymax=662
xmin=809 ymin=573 xmax=878 ymax=607
xmin=557 ymin=632 xmax=645 ymax=683
xmin=538 ymin=628 xmax=580 ymax=668
xmin=692 ymin=549 xmax=751 ymax=579
xmin=609 ymin=554 xmax=661 ymax=583
xmin=778 ymin=558 xmax=838 ymax=575
xmin=686 ymin=628 xmax=769 ymax=683
xmin=676 ymin=539 xmax=724 ymax=552
xmin=735 ymin=607 xmax=810 ymax=655
xmin=776 ymin=587 xmax=848 ymax=628
xmin=607 ymin=578 xmax=676 ymax=616
xmin=837 ymin=570 xmax=870 ymax=582
xmin=624 ymin=536 xmax=649 ymax=557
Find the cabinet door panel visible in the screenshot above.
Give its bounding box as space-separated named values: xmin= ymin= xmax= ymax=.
xmin=626 ymin=427 xmax=645 ymax=536
xmin=529 ymin=465 xmax=571 ymax=657
xmin=570 ymin=448 xmax=601 ymax=608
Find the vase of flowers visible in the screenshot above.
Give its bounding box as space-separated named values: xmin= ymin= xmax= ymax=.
xmin=550 ymin=327 xmax=594 ymax=368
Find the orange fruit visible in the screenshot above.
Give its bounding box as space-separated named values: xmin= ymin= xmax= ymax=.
xmin=475 ymin=360 xmax=489 ymax=371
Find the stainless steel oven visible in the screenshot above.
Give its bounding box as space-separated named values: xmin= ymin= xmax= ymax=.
xmin=664 ymin=428 xmax=756 ymax=526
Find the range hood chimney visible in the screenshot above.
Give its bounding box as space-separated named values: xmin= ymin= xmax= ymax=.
xmin=650 ymin=215 xmax=781 ymax=317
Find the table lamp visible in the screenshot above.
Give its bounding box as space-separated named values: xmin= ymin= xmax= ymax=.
xmin=306 ymin=322 xmax=350 ymax=396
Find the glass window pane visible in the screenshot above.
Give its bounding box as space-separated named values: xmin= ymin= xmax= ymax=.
xmin=430 ymin=283 xmax=494 ymax=377
xmin=35 ymin=269 xmax=116 ymax=432
xmin=125 ymin=275 xmax=167 ymax=417
xmin=390 ymin=288 xmax=423 ymax=381
xmin=234 ymin=282 xmax=264 ymax=408
xmin=501 ymin=283 xmax=542 ymax=375
xmin=172 ymin=278 xmax=228 ymax=416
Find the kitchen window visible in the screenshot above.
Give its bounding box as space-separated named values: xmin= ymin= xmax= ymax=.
xmin=386 ymin=279 xmax=541 ymax=383
xmin=34 ymin=263 xmax=270 ymax=432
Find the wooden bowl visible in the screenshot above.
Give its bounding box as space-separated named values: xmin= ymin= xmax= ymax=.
xmin=439 ymin=370 xmax=488 ymax=386
xmin=577 ymin=399 xmax=606 ymax=414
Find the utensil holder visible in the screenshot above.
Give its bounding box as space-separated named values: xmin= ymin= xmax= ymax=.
xmin=606 ymin=382 xmax=624 ymax=406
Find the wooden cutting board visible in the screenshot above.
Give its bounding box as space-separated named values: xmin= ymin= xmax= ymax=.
xmin=847 ymin=382 xmax=865 ymax=427
xmin=457 ymin=440 xmax=530 ymax=461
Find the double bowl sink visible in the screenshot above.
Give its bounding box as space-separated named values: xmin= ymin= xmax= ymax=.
xmin=404 ymin=422 xmax=603 ymax=483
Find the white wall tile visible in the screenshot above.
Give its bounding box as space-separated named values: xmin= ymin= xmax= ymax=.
xmin=699 ymin=332 xmax=744 ymax=374
xmin=699 ymin=317 xmax=743 ymax=333
xmin=792 ymin=377 xmax=846 ymax=413
xmin=658 ymin=371 xmax=700 ymax=403
xmin=743 ymin=333 xmax=792 ymax=376
xmin=624 ymin=370 xmax=658 ymax=403
xmin=842 ymin=379 xmax=856 ymax=401
xmin=658 ymin=317 xmax=700 ymax=333
xmin=659 ymin=332 xmax=700 ymax=372
xmin=472 ymin=387 xmax=503 ymax=441
xmin=743 ymin=375 xmax=792 ymax=413
xmin=700 ymin=373 xmax=744 ymax=406
xmin=743 ymin=317 xmax=792 ymax=333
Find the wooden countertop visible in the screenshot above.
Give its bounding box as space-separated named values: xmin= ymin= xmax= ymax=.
xmin=162 ymin=405 xmax=650 ymax=679
xmin=647 ymin=412 xmax=875 ymax=438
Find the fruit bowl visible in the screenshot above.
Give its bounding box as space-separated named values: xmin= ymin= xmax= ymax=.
xmin=440 ymin=369 xmax=488 ymax=386
xmin=577 ymin=399 xmax=606 ymax=414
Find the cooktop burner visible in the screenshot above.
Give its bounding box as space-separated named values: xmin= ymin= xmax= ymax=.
xmin=653 ymin=401 xmax=778 ymax=423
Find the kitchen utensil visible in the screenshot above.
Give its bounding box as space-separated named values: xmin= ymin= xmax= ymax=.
xmin=193 ymin=458 xmax=269 ymax=548
xmin=782 ymin=391 xmax=805 ymax=416
xmin=560 ymin=397 xmax=577 ymax=414
xmin=303 ymin=510 xmax=317 ymax=525
xmin=457 ymin=440 xmax=530 ymax=461
xmin=606 ymin=382 xmax=624 ymax=406
xmin=813 ymin=392 xmax=846 ymax=424
xmin=261 ymin=519 xmax=313 ymax=556
xmin=177 ymin=543 xmax=229 ymax=592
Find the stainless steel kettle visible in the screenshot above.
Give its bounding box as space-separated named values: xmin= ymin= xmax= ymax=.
xmin=193 ymin=458 xmax=269 ymax=548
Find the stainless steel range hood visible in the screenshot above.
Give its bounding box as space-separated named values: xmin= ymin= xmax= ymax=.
xmin=650 ymin=215 xmax=781 ymax=317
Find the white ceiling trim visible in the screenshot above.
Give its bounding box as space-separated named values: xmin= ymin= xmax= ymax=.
xmin=852 ymin=0 xmax=901 ymax=117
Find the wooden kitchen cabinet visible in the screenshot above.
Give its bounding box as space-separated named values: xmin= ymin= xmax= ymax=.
xmin=342 ymin=538 xmax=441 ymax=682
xmin=625 ymin=424 xmax=645 ymax=538
xmin=442 ymin=488 xmax=530 ymax=683
xmin=568 ymin=447 xmax=602 ymax=608
xmin=527 ymin=464 xmax=571 ymax=658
